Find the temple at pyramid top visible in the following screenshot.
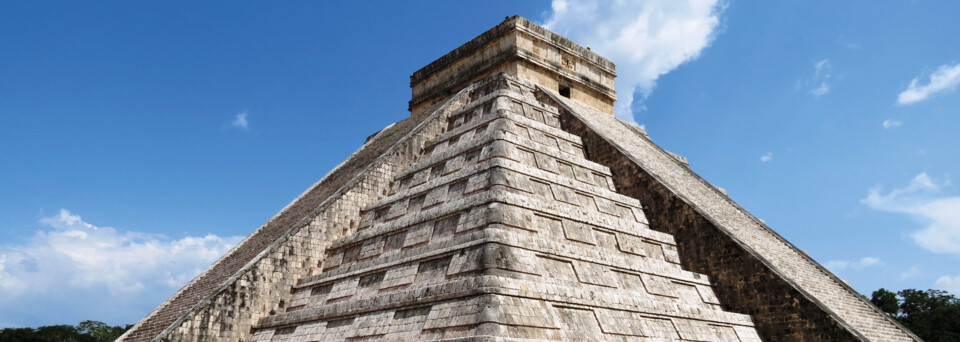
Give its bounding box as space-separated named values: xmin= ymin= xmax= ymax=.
xmin=409 ymin=16 xmax=617 ymax=116
xmin=119 ymin=16 xmax=920 ymax=342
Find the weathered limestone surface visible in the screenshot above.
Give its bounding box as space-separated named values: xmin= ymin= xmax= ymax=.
xmin=250 ymin=74 xmax=762 ymax=342
xmin=538 ymin=87 xmax=921 ymax=341
xmin=123 ymin=15 xmax=922 ymax=342
xmin=409 ymin=16 xmax=616 ymax=116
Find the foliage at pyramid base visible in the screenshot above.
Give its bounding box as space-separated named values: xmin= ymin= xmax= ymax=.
xmin=250 ymin=74 xmax=762 ymax=341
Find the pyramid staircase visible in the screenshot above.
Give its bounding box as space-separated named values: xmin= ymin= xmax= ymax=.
xmin=250 ymin=77 xmax=762 ymax=341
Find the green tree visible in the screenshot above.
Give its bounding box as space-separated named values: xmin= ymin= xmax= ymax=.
xmin=869 ymin=288 xmax=960 ymax=342
xmin=34 ymin=325 xmax=87 ymax=342
xmin=897 ymin=289 xmax=960 ymax=342
xmin=0 ymin=327 xmax=43 ymax=342
xmin=0 ymin=320 xmax=128 ymax=342
xmin=77 ymin=320 xmax=125 ymax=342
xmin=871 ymin=288 xmax=900 ymax=315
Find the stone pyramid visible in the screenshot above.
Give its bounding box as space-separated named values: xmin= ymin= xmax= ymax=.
xmin=119 ymin=16 xmax=921 ymax=342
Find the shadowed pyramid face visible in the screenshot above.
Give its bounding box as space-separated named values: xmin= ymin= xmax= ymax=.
xmin=251 ymin=73 xmax=761 ymax=342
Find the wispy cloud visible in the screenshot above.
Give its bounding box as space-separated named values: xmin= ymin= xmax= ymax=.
xmin=898 ymin=62 xmax=960 ymax=105
xmin=760 ymin=152 xmax=773 ymax=162
xmin=814 ymin=59 xmax=830 ymax=78
xmin=862 ymin=173 xmax=960 ymax=254
xmin=812 ymin=83 xmax=830 ymax=96
xmin=935 ymin=274 xmax=960 ymax=295
xmin=543 ymin=0 xmax=725 ymax=123
xmin=882 ymin=119 xmax=903 ymax=129
xmin=0 ymin=209 xmax=242 ymax=326
xmin=836 ymin=36 xmax=861 ymax=50
xmin=231 ymin=113 xmax=249 ymax=129
xmin=900 ymin=265 xmax=921 ymax=279
xmin=825 ymin=257 xmax=882 ymax=271
xmin=809 ymin=59 xmax=833 ymax=97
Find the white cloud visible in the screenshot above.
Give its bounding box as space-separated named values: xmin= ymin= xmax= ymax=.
xmin=898 ymin=62 xmax=960 ymax=105
xmin=824 ymin=260 xmax=846 ymax=270
xmin=825 ymin=257 xmax=882 ymax=271
xmin=935 ymin=275 xmax=960 ymax=295
xmin=900 ymin=265 xmax=921 ymax=279
xmin=0 ymin=209 xmax=242 ymax=326
xmin=231 ymin=113 xmax=249 ymax=129
xmin=543 ymin=0 xmax=725 ymax=123
xmin=760 ymin=152 xmax=773 ymax=162
xmin=814 ymin=59 xmax=830 ymax=78
xmin=882 ymin=119 xmax=903 ymax=129
xmin=862 ymin=173 xmax=960 ymax=254
xmin=807 ymin=59 xmax=832 ymax=97
xmin=812 ymin=83 xmax=830 ymax=96
xmin=836 ymin=36 xmax=861 ymax=50
xmin=857 ymin=256 xmax=882 ymax=268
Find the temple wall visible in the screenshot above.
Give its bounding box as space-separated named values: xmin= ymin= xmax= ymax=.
xmin=516 ymin=59 xmax=614 ymax=115
xmin=410 ymin=16 xmax=616 ymax=116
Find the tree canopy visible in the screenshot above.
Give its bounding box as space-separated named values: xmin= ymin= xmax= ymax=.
xmin=0 ymin=321 xmax=128 ymax=342
xmin=871 ymin=288 xmax=960 ymax=342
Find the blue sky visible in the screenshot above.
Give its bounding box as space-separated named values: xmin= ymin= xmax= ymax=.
xmin=1 ymin=0 xmax=959 ymax=328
